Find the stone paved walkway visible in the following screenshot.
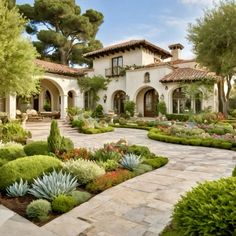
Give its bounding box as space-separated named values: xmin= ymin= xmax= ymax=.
xmin=1 ymin=120 xmax=235 ymax=236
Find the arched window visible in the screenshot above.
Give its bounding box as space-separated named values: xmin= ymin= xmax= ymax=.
xmin=172 ymin=88 xmax=202 ymax=114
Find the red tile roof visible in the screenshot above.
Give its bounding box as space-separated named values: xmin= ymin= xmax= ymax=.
xmin=84 ymin=40 xmax=172 ymax=59
xmin=160 ymin=68 xmax=217 ymax=83
xmin=35 ymin=59 xmax=85 ymax=77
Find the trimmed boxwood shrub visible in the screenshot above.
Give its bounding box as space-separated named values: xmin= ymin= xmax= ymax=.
xmin=173 ymin=177 xmax=236 ymax=235
xmin=0 ymin=155 xmax=61 ymax=190
xmin=0 ymin=144 xmax=26 ymax=166
xmin=166 ymin=114 xmax=189 ymax=122
xmin=24 ymin=141 xmax=48 ymax=156
xmin=143 ymin=157 xmax=168 ymax=169
xmin=71 ymin=190 xmax=92 ymax=205
xmin=112 ymin=124 xmax=151 ymax=131
xmin=81 ymin=126 xmax=114 ymax=134
xmin=127 ymin=145 xmax=151 ymax=157
xmin=52 ymin=195 xmax=76 ymax=213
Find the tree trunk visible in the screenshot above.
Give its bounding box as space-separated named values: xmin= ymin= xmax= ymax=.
xmin=59 ymin=48 xmax=68 ymax=65
xmin=217 ymin=79 xmax=227 ymax=116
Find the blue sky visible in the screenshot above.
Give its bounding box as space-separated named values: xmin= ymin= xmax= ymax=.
xmin=16 ymin=0 xmax=218 ymax=59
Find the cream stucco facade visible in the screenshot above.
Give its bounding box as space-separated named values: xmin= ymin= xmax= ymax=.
xmin=1 ymin=40 xmax=218 ymax=119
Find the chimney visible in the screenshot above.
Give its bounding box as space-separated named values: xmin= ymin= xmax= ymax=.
xmin=169 ymin=43 xmax=184 ymax=61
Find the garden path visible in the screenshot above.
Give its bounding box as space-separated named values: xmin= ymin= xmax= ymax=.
xmin=0 ymin=120 xmax=235 ymax=236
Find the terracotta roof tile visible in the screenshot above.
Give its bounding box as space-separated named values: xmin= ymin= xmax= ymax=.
xmin=35 ymin=59 xmax=85 ymax=77
xmin=84 ymin=40 xmax=172 ymax=59
xmin=160 ymin=68 xmax=217 ymax=83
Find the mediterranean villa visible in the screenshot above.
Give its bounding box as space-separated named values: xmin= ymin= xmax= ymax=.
xmin=0 ymin=40 xmax=218 ymax=119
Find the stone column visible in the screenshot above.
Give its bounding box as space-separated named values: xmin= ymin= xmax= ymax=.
xmin=60 ymin=94 xmax=68 ymax=119
xmin=5 ymin=94 xmax=16 ymax=120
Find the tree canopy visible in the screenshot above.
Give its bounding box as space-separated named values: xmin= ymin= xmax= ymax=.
xmin=188 ymin=0 xmax=236 ymax=114
xmin=0 ymin=0 xmax=40 ymax=97
xmin=18 ymin=0 xmax=104 ymax=66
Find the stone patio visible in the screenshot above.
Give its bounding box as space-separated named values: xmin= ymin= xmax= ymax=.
xmin=0 ymin=120 xmax=235 ymax=236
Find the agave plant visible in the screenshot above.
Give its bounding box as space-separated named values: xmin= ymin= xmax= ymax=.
xmin=28 ymin=170 xmax=78 ymax=200
xmin=120 ymin=153 xmax=142 ymax=170
xmin=6 ymin=179 xmax=29 ymax=197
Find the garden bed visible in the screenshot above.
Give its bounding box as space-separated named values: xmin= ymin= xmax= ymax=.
xmin=0 ymin=120 xmax=168 ymax=225
xmin=148 ymin=121 xmax=236 ymax=150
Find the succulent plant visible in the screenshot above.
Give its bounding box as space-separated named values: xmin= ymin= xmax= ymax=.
xmin=120 ymin=153 xmax=142 ymax=170
xmin=6 ymin=179 xmax=29 ymax=197
xmin=28 ymin=170 xmax=78 ymax=200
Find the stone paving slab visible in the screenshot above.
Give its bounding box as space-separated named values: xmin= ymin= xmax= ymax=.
xmin=2 ymin=121 xmax=233 ymax=236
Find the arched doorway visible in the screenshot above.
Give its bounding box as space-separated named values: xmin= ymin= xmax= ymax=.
xmin=144 ymin=89 xmax=159 ymax=117
xmin=135 ymin=87 xmax=159 ymax=117
xmin=43 ymin=90 xmax=52 ymax=111
xmin=113 ymin=90 xmax=126 ymax=114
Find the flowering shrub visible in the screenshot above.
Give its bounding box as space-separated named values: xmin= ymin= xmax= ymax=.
xmin=58 ymin=148 xmax=92 ymax=161
xmin=86 ymin=169 xmax=134 ymax=193
xmin=62 ymin=159 xmax=105 ymax=185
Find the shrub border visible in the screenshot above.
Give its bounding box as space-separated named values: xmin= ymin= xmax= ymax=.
xmin=148 ymin=129 xmax=234 ymax=150
xmin=111 ymin=124 xmax=151 ymax=131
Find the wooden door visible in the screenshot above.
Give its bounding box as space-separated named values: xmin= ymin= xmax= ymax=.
xmin=144 ymin=89 xmax=158 ymax=117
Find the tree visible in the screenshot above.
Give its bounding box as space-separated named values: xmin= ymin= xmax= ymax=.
xmin=47 ymin=120 xmax=62 ymax=153
xmin=7 ymin=0 xmax=15 ymax=9
xmin=188 ymin=0 xmax=236 ymax=115
xmin=0 ymin=0 xmax=40 ymax=97
xmin=18 ymin=0 xmax=104 ymax=66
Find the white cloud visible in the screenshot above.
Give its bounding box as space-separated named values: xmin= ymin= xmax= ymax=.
xmin=179 ymin=0 xmax=219 ymax=7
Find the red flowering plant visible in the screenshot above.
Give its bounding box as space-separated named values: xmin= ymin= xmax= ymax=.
xmin=86 ymin=169 xmax=134 ymax=193
xmin=58 ymin=148 xmax=92 ymax=161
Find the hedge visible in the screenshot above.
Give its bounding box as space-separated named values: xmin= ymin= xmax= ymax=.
xmin=81 ymin=126 xmax=114 ymax=134
xmin=0 ymin=145 xmax=26 ymax=166
xmin=24 ymin=141 xmax=49 ymax=156
xmin=112 ymin=124 xmax=151 ymax=131
xmin=166 ymin=114 xmax=189 ymax=122
xmin=148 ymin=129 xmax=233 ymax=150
xmin=0 ymin=155 xmax=61 ymax=190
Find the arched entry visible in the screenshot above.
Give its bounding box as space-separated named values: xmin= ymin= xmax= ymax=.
xmin=43 ymin=90 xmax=52 ymax=111
xmin=136 ymin=87 xmax=159 ymax=117
xmin=113 ymin=90 xmax=126 ymax=114
xmin=144 ymin=89 xmax=159 ymax=117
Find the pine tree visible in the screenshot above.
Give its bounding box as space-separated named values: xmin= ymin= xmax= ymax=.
xmin=18 ymin=0 xmax=104 ymax=66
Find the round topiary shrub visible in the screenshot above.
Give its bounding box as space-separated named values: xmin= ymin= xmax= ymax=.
xmin=52 ymin=194 xmax=76 ymax=213
xmin=0 ymin=155 xmax=61 ymax=190
xmin=173 ymin=177 xmax=236 ymax=235
xmin=0 ymin=143 xmax=26 ymax=166
xmin=24 ymin=141 xmax=48 ymax=156
xmin=26 ymin=199 xmax=51 ymax=221
xmin=71 ymin=190 xmax=92 ymax=205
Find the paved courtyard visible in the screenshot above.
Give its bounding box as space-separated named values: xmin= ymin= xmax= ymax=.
xmin=1 ymin=120 xmax=235 ymax=236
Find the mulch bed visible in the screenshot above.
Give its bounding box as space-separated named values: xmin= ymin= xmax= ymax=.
xmin=0 ymin=194 xmax=59 ymax=226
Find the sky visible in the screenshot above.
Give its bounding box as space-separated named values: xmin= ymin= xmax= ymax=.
xmin=16 ymin=0 xmax=219 ymax=59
